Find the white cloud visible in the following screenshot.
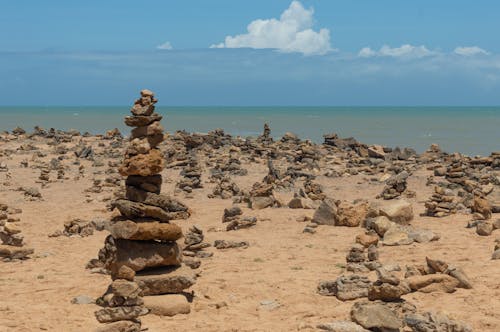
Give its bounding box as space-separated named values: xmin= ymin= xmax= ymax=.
xmin=454 ymin=46 xmax=489 ymax=56
xmin=359 ymin=44 xmax=436 ymax=58
xmin=210 ymin=1 xmax=332 ymax=55
xmin=157 ymin=41 xmax=173 ymax=50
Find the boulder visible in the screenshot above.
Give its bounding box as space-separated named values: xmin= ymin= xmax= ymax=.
xmin=335 ymin=201 xmax=368 ymax=227
xmin=312 ymin=198 xmax=337 ymax=225
xmin=350 ymin=301 xmax=403 ymax=332
xmin=250 ymin=196 xmax=275 ymax=210
xmin=379 ymin=200 xmax=413 ymax=224
xmin=143 ymin=294 xmax=190 ymax=316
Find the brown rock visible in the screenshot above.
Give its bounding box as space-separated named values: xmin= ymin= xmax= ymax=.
xmin=136 ymin=266 xmax=196 ymax=296
xmin=125 ymin=175 xmax=162 ymax=194
xmin=124 ymin=114 xmax=162 ymax=127
xmin=119 ymin=149 xmax=164 ymax=177
xmin=473 ymin=195 xmax=492 ymax=219
xmin=95 ymin=321 xmax=141 ymax=332
xmin=125 ymin=186 xmax=190 ymax=216
xmin=131 ymin=121 xmax=164 ymax=139
xmin=94 ymin=306 xmax=148 ymax=323
xmin=356 ymin=232 xmax=379 ymax=247
xmin=405 ymin=274 xmax=459 ymax=293
xmin=335 ymin=201 xmax=368 ymax=227
xmin=108 ymin=239 xmax=181 ymax=273
xmin=109 ymin=219 xmax=183 ymax=241
xmin=143 ymin=294 xmax=190 ymax=316
xmin=111 ymin=200 xmax=175 ymax=222
xmin=0 ymin=245 xmax=34 ymax=259
xmin=113 ymin=265 xmax=136 ymax=281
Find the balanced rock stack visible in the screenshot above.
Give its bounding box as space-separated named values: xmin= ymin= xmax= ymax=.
xmin=424 ymin=186 xmax=457 ymax=217
xmin=379 ymin=170 xmax=409 ymax=200
xmin=0 ymin=203 xmax=34 ymax=260
xmin=94 ymin=90 xmax=195 ymax=332
xmin=176 ymin=153 xmax=203 ymax=194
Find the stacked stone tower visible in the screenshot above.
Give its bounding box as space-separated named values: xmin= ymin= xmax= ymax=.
xmin=95 ymin=90 xmax=195 ymax=332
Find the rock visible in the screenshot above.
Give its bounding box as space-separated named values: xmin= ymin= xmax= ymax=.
xmin=312 ymin=198 xmax=337 ymax=225
xmin=367 ymin=245 xmax=379 ymax=261
xmin=135 ymin=266 xmax=195 ymax=296
xmin=382 ymin=226 xmax=413 ymax=246
xmin=317 ymin=321 xmax=370 ymax=332
xmin=111 ymin=279 xmax=141 ymax=298
xmin=476 ymin=222 xmax=493 ymax=236
xmin=409 ymin=229 xmax=440 ymax=243
xmin=346 ymin=244 xmax=366 ymax=263
xmin=143 ymin=294 xmax=190 ymax=316
xmin=95 ymin=321 xmax=141 ymax=332
xmin=106 ymin=238 xmax=181 ymax=273
xmin=71 ymin=295 xmax=95 ymax=304
xmin=492 ymin=249 xmax=500 ymax=260
xmin=125 ymin=175 xmax=162 ymax=194
xmin=124 ymin=114 xmax=162 ymax=127
xmin=250 ymin=196 xmax=275 ymax=210
xmin=356 ymin=232 xmax=379 ymax=247
xmin=379 ymin=200 xmax=413 ymax=224
xmin=94 ymin=306 xmax=148 ymax=323
xmin=109 ymin=219 xmax=182 ymax=241
xmin=446 ymin=266 xmax=473 ymax=289
xmin=119 ymin=149 xmax=164 ymax=177
xmin=0 ymin=245 xmax=34 ymax=259
xmin=366 ymin=216 xmax=394 ymax=237
xmin=405 ymin=274 xmax=459 ymax=293
xmin=125 ymin=186 xmax=190 ymax=217
xmin=473 ymin=195 xmax=492 ymax=219
xmin=405 ymin=312 xmax=472 ymax=332
xmin=318 ymin=274 xmax=371 ymax=301
xmin=350 ymin=301 xmax=403 ymax=332
xmin=214 ymin=240 xmax=249 ymax=249
xmin=368 ymin=282 xmax=410 ymax=302
xmin=111 ymin=200 xmax=177 ymax=222
xmin=130 ymin=121 xmax=164 ymax=139
xmin=335 ymin=201 xmax=368 ymax=227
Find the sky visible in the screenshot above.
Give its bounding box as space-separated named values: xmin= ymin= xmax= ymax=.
xmin=1 ymin=0 xmax=500 ymax=106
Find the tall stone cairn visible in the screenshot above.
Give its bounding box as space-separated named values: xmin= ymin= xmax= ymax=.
xmin=94 ymin=90 xmax=195 ymax=332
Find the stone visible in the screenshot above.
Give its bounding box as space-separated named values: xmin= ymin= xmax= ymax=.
xmin=317 ymin=321 xmax=369 ymax=332
xmin=492 ymin=249 xmax=500 ymax=260
xmin=366 ymin=216 xmax=394 ymax=237
xmin=111 ymin=200 xmax=177 ymax=222
xmin=250 ymin=196 xmax=275 ymax=209
xmin=318 ymin=274 xmax=371 ymax=301
xmin=335 ymin=201 xmax=368 ymax=227
xmin=446 ymin=266 xmax=473 ymax=289
xmin=214 ymin=240 xmax=249 ymax=249
xmin=111 ymin=279 xmax=141 ymax=298
xmin=130 ymin=121 xmax=164 ymax=139
xmin=124 ymin=114 xmax=162 ymax=127
xmin=346 ymin=244 xmax=366 ymax=263
xmin=405 ymin=312 xmax=472 ymax=332
xmin=125 ymin=186 xmax=190 ymax=217
xmin=355 ymin=232 xmax=379 ymax=247
xmin=312 ymin=198 xmax=337 ymax=225
xmin=94 ymin=306 xmax=148 ymax=323
xmin=476 ymin=222 xmax=493 ymax=236
xmin=405 ymin=274 xmax=459 ymax=293
xmin=95 ymin=321 xmax=141 ymax=332
xmin=143 ymin=294 xmax=190 ymax=316
xmin=473 ymin=195 xmax=492 ymax=219
xmin=71 ymin=295 xmax=95 ymax=304
xmin=0 ymin=245 xmax=34 ymax=259
xmin=350 ymin=301 xmax=403 ymax=332
xmin=119 ymin=149 xmax=164 ymax=177
xmin=379 ymin=200 xmax=413 ymax=224
xmin=109 ymin=219 xmax=182 ymax=241
xmin=368 ymin=282 xmax=410 ymax=302
xmin=409 ymin=229 xmax=440 ymax=243
xmin=367 ymin=245 xmax=379 ymax=261
xmin=125 ymin=175 xmax=162 ymax=194
xmin=135 ymin=266 xmax=196 ymax=296
xmin=113 ymin=265 xmax=135 ymax=281
xmin=382 ymin=226 xmax=413 ymax=246
xmin=106 ymin=239 xmax=181 ymax=273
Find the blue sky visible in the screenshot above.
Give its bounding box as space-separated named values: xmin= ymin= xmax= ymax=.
xmin=1 ymin=0 xmax=500 ymax=105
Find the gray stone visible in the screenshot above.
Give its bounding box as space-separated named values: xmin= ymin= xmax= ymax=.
xmin=350 ymin=301 xmax=403 ymax=332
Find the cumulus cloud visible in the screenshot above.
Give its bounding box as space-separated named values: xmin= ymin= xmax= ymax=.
xmin=359 ymin=44 xmax=436 ymax=58
xmin=454 ymin=46 xmax=489 ymax=56
xmin=210 ymin=1 xmax=332 ymax=55
xmin=157 ymin=41 xmax=173 ymax=50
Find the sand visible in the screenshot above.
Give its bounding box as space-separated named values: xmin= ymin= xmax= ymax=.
xmin=0 ymin=134 xmax=499 ymax=332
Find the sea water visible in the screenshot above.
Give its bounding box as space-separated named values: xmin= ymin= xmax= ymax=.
xmin=0 ymin=106 xmax=498 ymax=156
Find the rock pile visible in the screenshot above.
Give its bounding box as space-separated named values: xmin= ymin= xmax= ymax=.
xmin=176 ymin=153 xmax=203 ymax=194
xmin=0 ymin=203 xmax=34 ymax=260
xmin=424 ymin=186 xmax=457 ymax=217
xmin=378 ymin=170 xmax=410 ymax=200
xmin=95 ymin=90 xmax=194 ymax=332
xmin=183 ymin=225 xmax=211 ymax=260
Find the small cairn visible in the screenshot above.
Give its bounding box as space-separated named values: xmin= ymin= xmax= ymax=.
xmin=94 ymin=90 xmax=195 ymax=332
xmin=258 ymin=123 xmax=273 ymax=145
xmin=176 ymin=153 xmax=203 ymax=194
xmin=208 ymin=176 xmax=241 ymax=199
xmin=378 ymin=170 xmax=409 ymax=200
xmin=0 ymin=203 xmax=34 ymax=261
xmin=183 ymin=225 xmax=211 ymax=260
xmin=424 ymin=186 xmax=457 ymax=217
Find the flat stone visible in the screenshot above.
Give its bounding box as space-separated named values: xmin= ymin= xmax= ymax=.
xmin=125 ymin=186 xmax=190 ymax=218
xmin=71 ymin=295 xmax=95 ymax=304
xmin=135 ymin=266 xmax=196 ymax=296
xmin=383 ymin=226 xmax=414 ymax=246
xmin=318 ymin=274 xmax=371 ymax=301
xmin=143 ymin=294 xmax=190 ymax=316
xmin=119 ymin=149 xmax=164 ymax=177
xmin=94 ymin=305 xmax=148 ymax=323
xmin=124 ymin=114 xmax=162 ymax=127
xmin=107 ymin=239 xmax=181 ymax=273
xmin=95 ymin=321 xmax=141 ymax=332
xmin=109 ymin=219 xmax=183 ymax=241
xmin=125 ymin=175 xmax=162 ymax=194
xmin=317 ymin=321 xmax=370 ymax=332
xmin=111 ymin=200 xmax=175 ymax=222
xmin=250 ymin=196 xmax=275 ymax=209
xmin=0 ymin=245 xmax=34 ymax=259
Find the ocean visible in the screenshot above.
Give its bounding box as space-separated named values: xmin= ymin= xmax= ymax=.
xmin=0 ymin=106 xmax=498 ymax=156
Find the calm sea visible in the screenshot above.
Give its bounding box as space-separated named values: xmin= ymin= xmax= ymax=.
xmin=0 ymin=106 xmax=498 ymax=156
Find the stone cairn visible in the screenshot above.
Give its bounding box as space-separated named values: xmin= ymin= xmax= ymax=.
xmin=0 ymin=203 xmax=34 ymax=261
xmin=176 ymin=152 xmax=203 ymax=194
xmin=94 ymin=90 xmax=195 ymax=332
xmin=378 ymin=170 xmax=409 ymax=200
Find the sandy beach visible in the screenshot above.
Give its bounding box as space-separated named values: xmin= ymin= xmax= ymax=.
xmin=0 ymin=113 xmax=498 ymax=332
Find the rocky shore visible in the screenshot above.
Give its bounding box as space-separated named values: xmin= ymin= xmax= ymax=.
xmin=0 ymin=94 xmax=498 ymax=331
